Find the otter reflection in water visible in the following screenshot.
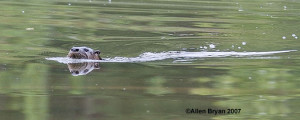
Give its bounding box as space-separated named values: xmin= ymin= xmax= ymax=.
xmin=67 ymin=62 xmax=100 ymax=76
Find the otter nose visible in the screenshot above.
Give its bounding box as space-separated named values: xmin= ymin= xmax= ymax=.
xmin=71 ymin=48 xmax=79 ymax=52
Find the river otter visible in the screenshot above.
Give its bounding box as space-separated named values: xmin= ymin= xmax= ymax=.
xmin=67 ymin=46 xmax=102 ymax=60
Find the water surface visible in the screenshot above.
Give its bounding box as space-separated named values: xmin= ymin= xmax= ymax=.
xmin=0 ymin=0 xmax=300 ymax=120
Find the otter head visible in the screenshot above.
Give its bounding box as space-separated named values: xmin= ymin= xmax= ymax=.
xmin=67 ymin=46 xmax=102 ymax=60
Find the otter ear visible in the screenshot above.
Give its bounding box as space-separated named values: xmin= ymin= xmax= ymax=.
xmin=94 ymin=50 xmax=101 ymax=54
xmin=94 ymin=50 xmax=102 ymax=60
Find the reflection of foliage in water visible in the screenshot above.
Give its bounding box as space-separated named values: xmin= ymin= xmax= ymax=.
xmin=146 ymin=76 xmax=172 ymax=95
xmin=190 ymin=67 xmax=300 ymax=119
xmin=0 ymin=63 xmax=49 ymax=120
xmin=0 ymin=0 xmax=300 ymax=119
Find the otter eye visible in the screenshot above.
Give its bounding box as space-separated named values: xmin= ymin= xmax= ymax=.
xmin=84 ymin=48 xmax=89 ymax=52
xmin=71 ymin=48 xmax=79 ymax=52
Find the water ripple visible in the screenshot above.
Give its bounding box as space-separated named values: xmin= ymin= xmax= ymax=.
xmin=46 ymin=50 xmax=296 ymax=64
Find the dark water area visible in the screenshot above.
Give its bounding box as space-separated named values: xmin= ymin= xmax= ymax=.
xmin=0 ymin=0 xmax=300 ymax=120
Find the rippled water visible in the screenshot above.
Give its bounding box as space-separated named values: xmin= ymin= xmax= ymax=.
xmin=47 ymin=50 xmax=296 ymax=63
xmin=1 ymin=0 xmax=300 ymax=120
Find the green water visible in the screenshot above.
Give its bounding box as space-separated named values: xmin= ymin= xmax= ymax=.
xmin=0 ymin=0 xmax=300 ymax=119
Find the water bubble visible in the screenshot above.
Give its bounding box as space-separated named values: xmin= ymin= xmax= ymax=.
xmin=161 ymin=36 xmax=166 ymax=39
xmin=209 ymin=44 xmax=215 ymax=49
xmin=268 ymin=81 xmax=275 ymax=84
xmin=238 ymin=47 xmax=241 ymax=49
xmin=26 ymin=28 xmax=34 ymax=31
xmin=258 ymin=112 xmax=267 ymax=115
xmin=22 ymin=10 xmax=25 ymax=13
xmin=231 ymin=45 xmax=234 ymax=48
xmin=242 ymin=42 xmax=247 ymax=45
xmin=292 ymin=34 xmax=297 ymax=39
xmin=283 ymin=6 xmax=287 ymax=10
xmin=203 ymin=46 xmax=208 ymax=49
xmin=248 ymin=77 xmax=252 ymax=79
xmin=199 ymin=46 xmax=203 ymax=48
xmin=282 ymin=36 xmax=286 ymax=39
xmin=123 ymin=88 xmax=126 ymax=91
xmin=108 ymin=0 xmax=111 ymax=4
xmin=68 ymin=3 xmax=71 ymax=6
xmin=238 ymin=9 xmax=244 ymax=12
xmin=146 ymin=110 xmax=150 ymax=113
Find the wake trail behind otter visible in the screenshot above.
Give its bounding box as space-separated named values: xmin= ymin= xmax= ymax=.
xmin=46 ymin=50 xmax=297 ymax=64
